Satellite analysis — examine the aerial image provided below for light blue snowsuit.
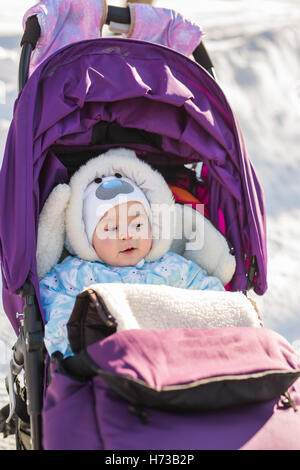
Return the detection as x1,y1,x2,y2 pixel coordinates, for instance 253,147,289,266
40,251,224,357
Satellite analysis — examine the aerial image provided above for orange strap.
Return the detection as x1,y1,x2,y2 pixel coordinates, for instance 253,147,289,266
168,184,209,217
168,184,201,204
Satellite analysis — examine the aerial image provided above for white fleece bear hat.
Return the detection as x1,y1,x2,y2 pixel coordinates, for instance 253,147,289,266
36,148,176,280
36,147,236,284
83,175,153,245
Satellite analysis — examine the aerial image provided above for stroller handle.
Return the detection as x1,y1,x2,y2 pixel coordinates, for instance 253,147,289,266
19,6,216,91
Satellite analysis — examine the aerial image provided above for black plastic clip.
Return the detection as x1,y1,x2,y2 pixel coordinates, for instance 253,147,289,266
246,255,258,291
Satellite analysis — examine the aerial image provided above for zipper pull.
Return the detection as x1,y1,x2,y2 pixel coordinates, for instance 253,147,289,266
280,392,298,412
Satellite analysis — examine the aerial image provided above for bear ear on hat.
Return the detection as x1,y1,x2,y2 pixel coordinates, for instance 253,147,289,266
170,204,236,286
36,184,71,280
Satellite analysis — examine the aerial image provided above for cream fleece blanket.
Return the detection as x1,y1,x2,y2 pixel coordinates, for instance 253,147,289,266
87,283,261,331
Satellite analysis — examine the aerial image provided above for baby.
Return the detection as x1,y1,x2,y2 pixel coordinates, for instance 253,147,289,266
40,152,225,358
92,201,152,267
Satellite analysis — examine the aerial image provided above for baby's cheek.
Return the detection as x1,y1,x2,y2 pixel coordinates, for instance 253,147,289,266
94,237,119,263
138,237,152,256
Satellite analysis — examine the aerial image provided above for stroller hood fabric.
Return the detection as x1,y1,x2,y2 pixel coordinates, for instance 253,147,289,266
0,38,267,332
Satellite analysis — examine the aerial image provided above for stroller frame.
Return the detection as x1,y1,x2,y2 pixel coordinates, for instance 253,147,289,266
2,5,258,450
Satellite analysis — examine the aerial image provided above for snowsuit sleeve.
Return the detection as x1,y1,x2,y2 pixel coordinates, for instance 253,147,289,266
158,252,225,291
40,257,83,357
185,265,225,291
40,256,121,357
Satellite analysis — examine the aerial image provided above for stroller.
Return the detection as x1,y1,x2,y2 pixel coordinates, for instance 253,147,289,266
0,1,300,450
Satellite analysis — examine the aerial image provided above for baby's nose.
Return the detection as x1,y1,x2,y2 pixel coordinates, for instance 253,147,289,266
119,226,133,240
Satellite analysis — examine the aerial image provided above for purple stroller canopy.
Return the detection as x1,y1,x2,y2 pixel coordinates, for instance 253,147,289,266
0,38,267,331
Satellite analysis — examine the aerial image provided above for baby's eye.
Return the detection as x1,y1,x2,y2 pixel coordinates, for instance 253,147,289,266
104,226,118,232
136,223,143,231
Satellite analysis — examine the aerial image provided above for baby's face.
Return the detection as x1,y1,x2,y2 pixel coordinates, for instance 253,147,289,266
92,201,152,266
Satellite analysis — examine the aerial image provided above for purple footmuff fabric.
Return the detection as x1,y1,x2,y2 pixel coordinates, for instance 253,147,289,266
43,327,300,450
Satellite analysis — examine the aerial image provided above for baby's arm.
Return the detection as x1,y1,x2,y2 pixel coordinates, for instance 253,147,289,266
166,252,225,291
186,266,225,291
40,258,82,357
163,252,225,291
41,289,77,357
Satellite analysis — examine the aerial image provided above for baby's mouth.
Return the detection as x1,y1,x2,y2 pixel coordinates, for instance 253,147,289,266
120,247,136,254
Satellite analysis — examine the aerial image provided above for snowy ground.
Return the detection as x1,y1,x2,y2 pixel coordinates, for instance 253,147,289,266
1,0,300,450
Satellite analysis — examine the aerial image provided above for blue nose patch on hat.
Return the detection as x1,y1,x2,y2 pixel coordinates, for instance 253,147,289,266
101,179,122,189
95,178,134,200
